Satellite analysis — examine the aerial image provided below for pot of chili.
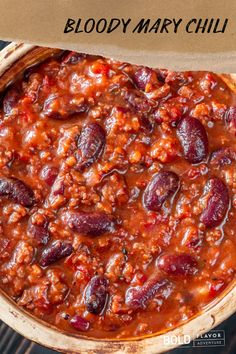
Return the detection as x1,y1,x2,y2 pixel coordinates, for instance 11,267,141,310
0,42,235,353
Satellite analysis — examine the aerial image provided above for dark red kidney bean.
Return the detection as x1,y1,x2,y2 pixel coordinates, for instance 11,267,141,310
43,95,88,120
200,177,229,228
0,177,35,207
125,277,169,310
210,147,236,167
3,88,20,115
27,214,50,245
177,116,208,164
133,67,157,90
158,253,198,276
143,171,179,212
85,275,108,314
39,241,73,267
76,123,106,171
70,315,90,331
62,51,86,64
40,165,58,186
63,211,115,236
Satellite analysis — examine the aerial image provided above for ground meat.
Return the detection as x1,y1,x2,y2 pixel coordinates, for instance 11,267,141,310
0,51,236,339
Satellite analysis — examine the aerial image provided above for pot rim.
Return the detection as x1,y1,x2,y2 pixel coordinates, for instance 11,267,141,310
0,42,235,354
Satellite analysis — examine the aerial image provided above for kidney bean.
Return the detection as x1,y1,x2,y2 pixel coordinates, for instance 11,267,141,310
125,276,169,310
76,123,106,170
210,147,236,167
39,240,73,267
200,177,229,228
27,214,50,245
158,253,198,276
177,116,208,163
84,275,108,314
40,165,58,186
143,171,179,212
70,315,90,331
133,67,157,91
3,88,20,115
63,211,115,236
0,177,35,207
43,95,88,120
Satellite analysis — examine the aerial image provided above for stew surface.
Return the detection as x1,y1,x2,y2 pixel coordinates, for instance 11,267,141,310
0,50,236,339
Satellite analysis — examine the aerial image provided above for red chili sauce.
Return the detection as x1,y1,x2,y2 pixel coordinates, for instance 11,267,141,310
0,51,236,338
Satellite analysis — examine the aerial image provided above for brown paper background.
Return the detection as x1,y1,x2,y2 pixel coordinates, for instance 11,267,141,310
0,0,236,71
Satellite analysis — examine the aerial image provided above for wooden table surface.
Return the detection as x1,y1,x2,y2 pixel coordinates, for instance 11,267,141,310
0,40,235,354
